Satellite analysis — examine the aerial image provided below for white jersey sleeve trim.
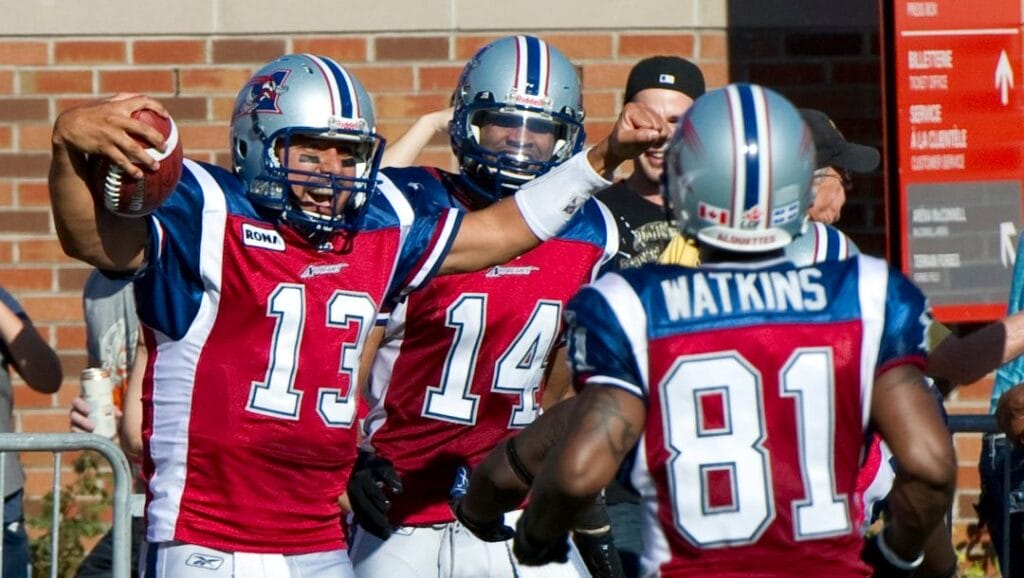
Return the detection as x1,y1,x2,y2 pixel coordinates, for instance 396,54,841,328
583,375,644,399
590,273,650,396
855,255,889,430
146,159,227,543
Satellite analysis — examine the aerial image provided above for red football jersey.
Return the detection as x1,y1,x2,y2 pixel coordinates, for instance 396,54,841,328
138,161,460,553
364,182,617,526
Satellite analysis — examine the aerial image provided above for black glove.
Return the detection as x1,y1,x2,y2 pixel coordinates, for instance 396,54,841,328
513,511,569,566
861,532,922,578
346,451,403,540
572,496,624,578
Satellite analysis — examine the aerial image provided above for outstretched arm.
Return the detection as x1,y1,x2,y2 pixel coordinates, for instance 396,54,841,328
49,94,169,271
928,312,1024,389
438,102,670,275
0,296,62,394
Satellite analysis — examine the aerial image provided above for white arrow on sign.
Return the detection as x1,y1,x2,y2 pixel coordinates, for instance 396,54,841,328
996,50,1014,106
1001,221,1017,268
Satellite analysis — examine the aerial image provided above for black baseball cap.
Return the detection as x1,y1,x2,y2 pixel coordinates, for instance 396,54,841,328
799,108,880,173
624,56,706,104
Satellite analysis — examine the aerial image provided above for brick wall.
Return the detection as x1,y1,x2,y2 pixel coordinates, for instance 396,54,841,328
0,30,727,511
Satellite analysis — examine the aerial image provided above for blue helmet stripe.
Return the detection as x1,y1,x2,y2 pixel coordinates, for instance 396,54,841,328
524,35,542,96
736,85,761,212
316,54,354,118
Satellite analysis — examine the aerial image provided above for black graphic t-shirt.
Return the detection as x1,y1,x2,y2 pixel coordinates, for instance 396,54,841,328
597,180,679,271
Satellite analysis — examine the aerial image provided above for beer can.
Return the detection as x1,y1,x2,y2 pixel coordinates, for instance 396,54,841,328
80,368,117,439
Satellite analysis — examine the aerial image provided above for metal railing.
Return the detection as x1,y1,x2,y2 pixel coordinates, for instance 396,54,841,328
0,433,132,578
947,414,1013,578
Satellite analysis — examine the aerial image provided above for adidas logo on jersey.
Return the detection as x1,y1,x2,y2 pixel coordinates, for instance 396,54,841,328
485,265,539,278
242,224,285,251
300,263,348,278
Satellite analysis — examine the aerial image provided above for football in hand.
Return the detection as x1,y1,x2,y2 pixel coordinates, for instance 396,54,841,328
91,109,183,217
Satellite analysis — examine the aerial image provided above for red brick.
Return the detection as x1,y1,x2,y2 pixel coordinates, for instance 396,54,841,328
179,125,229,151
580,63,633,90
100,70,176,95
212,38,287,64
134,40,207,65
701,61,730,90
583,91,619,119
375,93,451,120
12,384,55,410
292,38,367,63
0,241,12,263
700,32,728,61
162,97,208,122
0,208,50,232
0,99,49,123
20,411,75,434
211,97,236,122
20,296,82,323
17,125,52,153
0,126,11,150
955,434,982,463
19,240,76,265
0,153,48,179
0,267,52,291
0,42,48,66
455,36,502,60
56,325,87,352
0,71,14,95
418,65,462,92
956,464,980,489
376,37,449,61
180,68,252,94
57,268,92,292
957,375,995,402
54,41,127,65
0,181,11,206
620,34,696,59
56,352,87,381
348,66,414,93
22,70,93,95
542,34,612,60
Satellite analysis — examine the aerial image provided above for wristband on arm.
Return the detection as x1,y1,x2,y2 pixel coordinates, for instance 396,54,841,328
513,149,611,241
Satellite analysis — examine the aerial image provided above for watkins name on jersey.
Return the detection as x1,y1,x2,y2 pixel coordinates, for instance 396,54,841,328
660,266,827,321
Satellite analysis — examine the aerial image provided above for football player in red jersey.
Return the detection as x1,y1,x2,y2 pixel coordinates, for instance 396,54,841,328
48,53,667,578
490,84,955,578
346,36,620,578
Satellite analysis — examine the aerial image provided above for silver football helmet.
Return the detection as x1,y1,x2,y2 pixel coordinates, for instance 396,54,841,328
450,35,585,202
663,83,815,253
230,53,384,235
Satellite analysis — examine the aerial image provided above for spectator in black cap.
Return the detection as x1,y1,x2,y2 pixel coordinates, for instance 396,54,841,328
594,55,706,578
799,108,880,225
598,56,706,270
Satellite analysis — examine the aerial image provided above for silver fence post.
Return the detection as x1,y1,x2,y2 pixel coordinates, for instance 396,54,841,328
0,433,132,578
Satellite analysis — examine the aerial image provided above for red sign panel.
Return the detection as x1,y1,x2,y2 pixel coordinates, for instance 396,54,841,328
893,0,1024,322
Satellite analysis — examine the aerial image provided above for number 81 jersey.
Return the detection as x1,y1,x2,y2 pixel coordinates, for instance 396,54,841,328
566,255,931,578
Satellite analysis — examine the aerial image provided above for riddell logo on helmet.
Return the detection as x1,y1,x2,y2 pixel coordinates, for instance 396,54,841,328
328,117,366,133
509,92,550,109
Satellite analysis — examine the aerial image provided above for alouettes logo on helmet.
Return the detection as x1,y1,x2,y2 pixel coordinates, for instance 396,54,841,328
234,69,291,118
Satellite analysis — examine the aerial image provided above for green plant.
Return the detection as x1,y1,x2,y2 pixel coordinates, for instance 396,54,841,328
27,451,113,578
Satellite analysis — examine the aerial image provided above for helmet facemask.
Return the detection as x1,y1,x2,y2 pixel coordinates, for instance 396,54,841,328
247,120,384,238
455,95,583,201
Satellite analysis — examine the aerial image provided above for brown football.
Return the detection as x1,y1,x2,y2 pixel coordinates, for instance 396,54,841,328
92,109,183,217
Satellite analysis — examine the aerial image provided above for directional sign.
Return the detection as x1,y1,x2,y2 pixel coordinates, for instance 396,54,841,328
894,0,1024,322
